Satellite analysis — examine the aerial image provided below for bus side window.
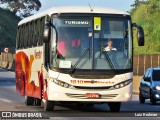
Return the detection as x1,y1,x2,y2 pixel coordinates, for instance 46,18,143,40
30,21,34,47
26,23,29,48
24,24,27,48
22,25,25,48
23,25,25,48
20,26,23,49
36,19,39,46
37,18,42,46
16,27,20,49
19,26,21,49
36,19,41,46
42,17,46,44
24,25,27,48
29,22,32,48
33,20,37,47
19,26,22,49
39,17,45,45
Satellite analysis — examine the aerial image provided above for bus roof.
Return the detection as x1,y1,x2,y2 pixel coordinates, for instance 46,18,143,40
18,6,130,26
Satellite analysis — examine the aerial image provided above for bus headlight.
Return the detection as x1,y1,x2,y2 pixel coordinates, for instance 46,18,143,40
112,79,132,89
49,78,72,88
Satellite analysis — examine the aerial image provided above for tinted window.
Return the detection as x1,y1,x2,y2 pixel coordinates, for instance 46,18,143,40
51,16,132,70
152,70,160,81
16,17,45,49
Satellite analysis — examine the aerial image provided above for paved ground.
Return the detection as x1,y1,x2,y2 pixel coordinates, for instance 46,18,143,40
0,68,159,120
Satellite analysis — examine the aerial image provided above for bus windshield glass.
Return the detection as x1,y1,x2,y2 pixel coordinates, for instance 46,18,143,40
51,16,132,70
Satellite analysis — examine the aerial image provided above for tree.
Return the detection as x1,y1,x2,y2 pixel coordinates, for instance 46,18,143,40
131,0,146,8
0,0,41,17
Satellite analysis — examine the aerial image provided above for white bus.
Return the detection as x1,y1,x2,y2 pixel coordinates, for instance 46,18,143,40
15,6,144,112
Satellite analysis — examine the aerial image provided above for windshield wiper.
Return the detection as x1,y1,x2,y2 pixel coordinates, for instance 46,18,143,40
69,48,90,74
101,48,116,73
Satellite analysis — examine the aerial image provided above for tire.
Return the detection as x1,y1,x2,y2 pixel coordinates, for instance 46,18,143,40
25,96,34,106
150,93,156,105
139,92,145,104
35,98,41,106
44,100,54,111
108,102,121,112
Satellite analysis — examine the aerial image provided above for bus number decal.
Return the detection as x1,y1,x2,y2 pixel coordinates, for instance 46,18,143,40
71,80,84,84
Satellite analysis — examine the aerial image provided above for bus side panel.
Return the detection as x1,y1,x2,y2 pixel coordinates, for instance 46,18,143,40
15,51,27,96
27,47,44,99
16,47,44,99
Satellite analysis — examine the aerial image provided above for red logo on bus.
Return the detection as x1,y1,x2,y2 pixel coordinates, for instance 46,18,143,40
35,50,42,59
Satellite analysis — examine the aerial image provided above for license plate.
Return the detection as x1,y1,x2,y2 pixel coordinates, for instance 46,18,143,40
86,93,100,98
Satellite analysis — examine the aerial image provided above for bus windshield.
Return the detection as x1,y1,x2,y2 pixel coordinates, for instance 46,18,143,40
50,16,132,70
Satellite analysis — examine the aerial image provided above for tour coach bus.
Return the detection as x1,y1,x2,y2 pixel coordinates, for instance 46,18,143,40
15,6,144,112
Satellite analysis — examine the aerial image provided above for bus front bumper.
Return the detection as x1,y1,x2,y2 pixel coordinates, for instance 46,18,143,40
47,81,132,102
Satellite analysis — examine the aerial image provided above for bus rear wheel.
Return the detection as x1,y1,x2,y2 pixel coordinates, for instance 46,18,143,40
44,100,54,111
35,98,41,106
25,96,34,106
108,102,121,112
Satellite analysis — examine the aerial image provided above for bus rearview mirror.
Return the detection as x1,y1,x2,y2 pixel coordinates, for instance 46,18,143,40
132,23,145,46
137,26,144,46
43,22,51,43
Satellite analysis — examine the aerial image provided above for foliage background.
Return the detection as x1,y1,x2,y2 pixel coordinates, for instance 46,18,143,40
131,0,160,54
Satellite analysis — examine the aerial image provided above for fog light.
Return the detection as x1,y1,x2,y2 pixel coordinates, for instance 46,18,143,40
125,93,131,98
155,94,160,98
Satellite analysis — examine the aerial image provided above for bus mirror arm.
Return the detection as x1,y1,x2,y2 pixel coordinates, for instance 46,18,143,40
43,22,51,43
50,23,58,43
132,23,145,46
47,63,50,70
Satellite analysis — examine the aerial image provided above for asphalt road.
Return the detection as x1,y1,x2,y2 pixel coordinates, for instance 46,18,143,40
0,68,159,120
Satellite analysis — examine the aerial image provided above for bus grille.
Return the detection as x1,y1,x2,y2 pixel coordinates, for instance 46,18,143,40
66,93,118,99
72,86,112,90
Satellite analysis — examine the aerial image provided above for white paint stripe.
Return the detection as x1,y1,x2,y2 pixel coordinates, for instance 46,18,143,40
0,98,12,103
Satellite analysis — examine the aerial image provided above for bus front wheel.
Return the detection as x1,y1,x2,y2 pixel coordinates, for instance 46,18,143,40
108,102,121,112
44,100,54,111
